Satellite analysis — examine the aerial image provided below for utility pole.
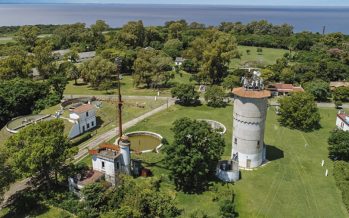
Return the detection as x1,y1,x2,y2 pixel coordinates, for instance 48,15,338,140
322,26,326,35
115,57,123,137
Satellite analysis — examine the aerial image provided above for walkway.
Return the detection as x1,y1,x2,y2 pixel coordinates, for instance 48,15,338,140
73,98,175,162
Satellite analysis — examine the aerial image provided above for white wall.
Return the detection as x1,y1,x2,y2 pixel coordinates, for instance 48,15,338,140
336,117,349,131
92,156,117,177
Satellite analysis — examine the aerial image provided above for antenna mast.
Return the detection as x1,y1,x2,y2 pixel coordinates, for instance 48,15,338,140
115,57,123,137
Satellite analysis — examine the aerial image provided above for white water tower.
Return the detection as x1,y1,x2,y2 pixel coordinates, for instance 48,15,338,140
232,71,270,169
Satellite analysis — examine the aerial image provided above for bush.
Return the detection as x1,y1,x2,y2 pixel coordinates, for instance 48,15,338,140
333,161,349,213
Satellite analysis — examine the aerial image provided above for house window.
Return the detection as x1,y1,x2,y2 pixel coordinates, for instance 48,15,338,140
91,121,94,127
102,161,105,169
86,112,89,117
82,126,85,132
341,122,345,129
116,162,120,170
87,123,90,129
234,138,237,144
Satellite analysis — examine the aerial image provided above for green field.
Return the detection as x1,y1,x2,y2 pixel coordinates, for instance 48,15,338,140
64,72,193,97
111,104,348,217
230,45,288,69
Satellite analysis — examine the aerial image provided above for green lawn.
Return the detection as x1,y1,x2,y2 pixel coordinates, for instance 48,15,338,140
230,45,288,69
64,72,193,97
108,104,348,217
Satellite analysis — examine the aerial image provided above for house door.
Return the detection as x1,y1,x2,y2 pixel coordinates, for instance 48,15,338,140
246,159,251,169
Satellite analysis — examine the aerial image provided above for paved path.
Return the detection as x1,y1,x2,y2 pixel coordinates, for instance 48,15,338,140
73,98,175,162
269,100,349,108
64,94,170,101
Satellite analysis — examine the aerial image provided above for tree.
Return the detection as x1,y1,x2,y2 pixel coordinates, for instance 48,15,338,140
106,176,180,218
223,74,240,92
186,29,239,84
58,61,80,85
261,68,275,84
99,48,136,75
171,83,199,105
48,74,68,98
165,118,225,192
5,119,76,188
80,56,115,88
80,183,108,218
33,39,56,79
328,130,349,161
100,80,114,94
64,48,79,63
277,92,320,131
205,85,226,107
303,80,330,102
280,68,295,84
133,48,173,88
0,50,32,80
0,79,50,127
117,20,145,48
181,59,199,74
162,39,183,59
15,25,39,51
333,87,349,102
0,152,14,200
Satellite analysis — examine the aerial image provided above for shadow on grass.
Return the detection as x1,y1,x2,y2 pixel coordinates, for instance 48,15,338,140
266,144,284,161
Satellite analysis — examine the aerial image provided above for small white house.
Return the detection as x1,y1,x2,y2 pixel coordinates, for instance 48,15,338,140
68,104,96,138
336,111,349,131
175,57,186,66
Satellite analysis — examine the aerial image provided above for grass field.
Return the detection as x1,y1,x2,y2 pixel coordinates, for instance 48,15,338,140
64,72,193,97
111,104,348,217
230,45,288,69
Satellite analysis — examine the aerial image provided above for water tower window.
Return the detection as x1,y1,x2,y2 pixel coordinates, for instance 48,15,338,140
234,138,237,144
86,112,89,117
257,141,260,148
102,161,105,169
116,162,120,169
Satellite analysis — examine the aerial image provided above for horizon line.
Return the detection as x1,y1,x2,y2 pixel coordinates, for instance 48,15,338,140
1,2,349,7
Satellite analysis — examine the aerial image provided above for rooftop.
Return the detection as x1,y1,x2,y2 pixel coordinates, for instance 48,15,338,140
268,83,304,92
233,87,271,99
71,104,95,114
330,81,349,88
337,113,349,126
89,143,121,159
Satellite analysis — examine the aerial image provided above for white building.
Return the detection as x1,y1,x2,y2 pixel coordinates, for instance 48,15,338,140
68,104,96,138
69,136,135,193
336,111,349,131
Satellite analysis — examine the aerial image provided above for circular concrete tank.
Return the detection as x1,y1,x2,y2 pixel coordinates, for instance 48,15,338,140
232,87,270,169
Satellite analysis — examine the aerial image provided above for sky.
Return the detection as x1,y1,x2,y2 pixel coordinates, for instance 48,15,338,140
1,0,349,6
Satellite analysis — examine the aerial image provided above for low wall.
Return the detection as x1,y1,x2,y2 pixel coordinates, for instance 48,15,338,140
118,131,164,154
6,114,52,134
197,119,227,135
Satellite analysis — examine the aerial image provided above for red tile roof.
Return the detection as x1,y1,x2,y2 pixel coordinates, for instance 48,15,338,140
71,104,95,114
268,84,304,93
233,87,271,99
337,113,349,126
